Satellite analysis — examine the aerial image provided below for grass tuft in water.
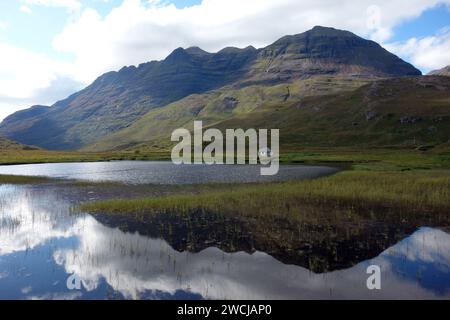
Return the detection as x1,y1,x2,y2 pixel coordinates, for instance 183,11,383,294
80,170,450,218
0,174,55,184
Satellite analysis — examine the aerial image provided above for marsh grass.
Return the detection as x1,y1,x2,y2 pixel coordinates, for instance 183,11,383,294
0,174,55,184
2,145,449,168
80,170,450,219
0,149,171,165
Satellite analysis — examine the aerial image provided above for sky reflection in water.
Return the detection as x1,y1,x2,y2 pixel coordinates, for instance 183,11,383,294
0,161,339,184
0,184,449,300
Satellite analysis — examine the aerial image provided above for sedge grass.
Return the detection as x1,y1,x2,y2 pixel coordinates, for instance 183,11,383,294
80,169,450,218
0,174,55,184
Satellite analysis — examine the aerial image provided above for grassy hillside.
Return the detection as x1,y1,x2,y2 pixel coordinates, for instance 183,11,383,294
87,75,450,152
0,26,421,151
0,136,169,165
215,76,450,149
86,76,374,151
0,137,38,150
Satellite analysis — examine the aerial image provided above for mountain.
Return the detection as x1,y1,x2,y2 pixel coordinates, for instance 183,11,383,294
428,65,450,77
246,26,420,84
0,46,258,150
0,136,38,151
88,76,450,151
0,26,421,150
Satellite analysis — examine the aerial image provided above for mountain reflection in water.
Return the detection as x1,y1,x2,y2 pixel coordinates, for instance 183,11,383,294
0,184,449,300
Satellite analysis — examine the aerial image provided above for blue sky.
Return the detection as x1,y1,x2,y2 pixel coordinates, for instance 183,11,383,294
0,0,449,121
0,1,202,54
0,1,200,59
394,4,450,41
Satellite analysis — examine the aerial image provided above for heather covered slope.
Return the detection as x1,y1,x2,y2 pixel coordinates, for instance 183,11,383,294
0,26,421,150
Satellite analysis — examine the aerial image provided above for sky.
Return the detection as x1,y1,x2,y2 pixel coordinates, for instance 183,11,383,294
0,0,449,121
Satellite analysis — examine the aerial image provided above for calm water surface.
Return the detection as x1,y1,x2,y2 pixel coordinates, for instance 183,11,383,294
0,183,449,300
0,182,450,299
0,161,339,184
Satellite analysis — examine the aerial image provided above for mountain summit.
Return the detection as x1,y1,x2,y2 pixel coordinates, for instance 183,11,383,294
250,26,420,81
0,26,422,150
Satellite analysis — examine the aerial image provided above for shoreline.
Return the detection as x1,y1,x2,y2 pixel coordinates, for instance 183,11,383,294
0,161,342,186
1,146,449,169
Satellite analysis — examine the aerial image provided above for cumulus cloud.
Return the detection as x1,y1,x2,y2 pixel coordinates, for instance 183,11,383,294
0,42,82,121
52,0,450,84
1,0,450,121
0,44,66,99
23,0,81,10
385,27,450,73
19,5,33,14
1,184,449,299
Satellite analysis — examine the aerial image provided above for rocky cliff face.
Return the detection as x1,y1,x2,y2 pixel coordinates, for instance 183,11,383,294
244,26,420,84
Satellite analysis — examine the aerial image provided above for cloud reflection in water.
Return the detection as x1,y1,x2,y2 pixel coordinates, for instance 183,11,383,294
0,185,449,300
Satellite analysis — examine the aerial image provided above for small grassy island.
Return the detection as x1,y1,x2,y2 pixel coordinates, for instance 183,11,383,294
77,148,450,220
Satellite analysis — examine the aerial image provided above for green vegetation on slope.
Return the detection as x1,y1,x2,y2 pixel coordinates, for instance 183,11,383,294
202,76,450,150
1,26,422,151
280,148,450,171
0,137,39,150
87,76,450,153
0,148,170,166
87,76,374,151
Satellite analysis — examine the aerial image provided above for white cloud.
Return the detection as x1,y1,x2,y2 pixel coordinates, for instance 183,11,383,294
53,224,450,299
23,0,81,10
0,42,82,121
52,0,450,85
1,184,450,299
0,46,54,98
1,0,450,121
20,5,33,14
385,28,450,72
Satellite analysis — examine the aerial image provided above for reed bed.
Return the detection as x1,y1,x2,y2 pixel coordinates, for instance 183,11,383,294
80,170,450,218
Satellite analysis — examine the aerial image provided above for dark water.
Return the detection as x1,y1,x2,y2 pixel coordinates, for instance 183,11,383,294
0,161,339,184
0,184,449,300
